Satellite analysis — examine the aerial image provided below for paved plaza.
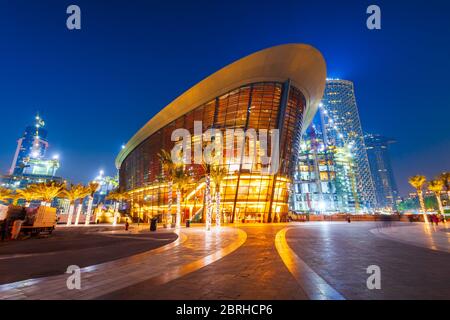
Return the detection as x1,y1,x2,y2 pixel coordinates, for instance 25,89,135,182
286,222,450,299
0,222,449,300
0,225,178,285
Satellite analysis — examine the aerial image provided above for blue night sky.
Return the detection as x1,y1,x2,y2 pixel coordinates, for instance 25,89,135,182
0,0,449,196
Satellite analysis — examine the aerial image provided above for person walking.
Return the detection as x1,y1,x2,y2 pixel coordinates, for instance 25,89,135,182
125,219,129,231
433,214,439,226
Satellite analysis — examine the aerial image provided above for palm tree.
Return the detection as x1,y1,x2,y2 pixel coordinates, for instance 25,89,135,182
27,182,65,207
0,187,13,204
84,182,99,226
116,191,129,225
173,167,191,228
210,165,227,227
428,179,444,215
61,184,87,226
11,193,21,206
73,185,92,226
439,172,450,200
408,175,427,221
158,149,176,228
106,190,119,224
11,190,25,206
106,190,128,226
105,175,119,189
14,187,39,207
202,161,213,231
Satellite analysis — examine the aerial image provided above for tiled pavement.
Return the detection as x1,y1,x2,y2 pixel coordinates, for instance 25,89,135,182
101,224,310,300
1,222,448,300
275,227,344,300
0,227,246,300
370,223,450,253
286,222,450,300
0,226,177,284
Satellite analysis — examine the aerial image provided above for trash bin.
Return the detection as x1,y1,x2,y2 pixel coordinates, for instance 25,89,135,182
185,219,191,228
150,218,158,232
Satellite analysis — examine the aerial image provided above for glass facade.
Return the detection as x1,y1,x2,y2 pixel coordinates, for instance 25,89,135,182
365,134,400,210
320,79,377,211
291,115,358,214
10,115,49,176
119,81,306,223
1,115,62,190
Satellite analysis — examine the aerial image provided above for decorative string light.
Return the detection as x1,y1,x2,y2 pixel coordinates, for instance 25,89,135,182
205,175,212,231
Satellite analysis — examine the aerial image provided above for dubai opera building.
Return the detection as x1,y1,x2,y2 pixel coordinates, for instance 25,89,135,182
116,44,326,224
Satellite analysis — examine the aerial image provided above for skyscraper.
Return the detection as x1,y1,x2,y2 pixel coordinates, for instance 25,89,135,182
365,133,400,210
10,114,50,176
319,79,376,211
2,114,61,189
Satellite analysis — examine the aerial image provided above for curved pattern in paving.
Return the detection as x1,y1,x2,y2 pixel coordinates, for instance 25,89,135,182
101,225,312,300
3,222,445,300
0,228,178,285
275,227,345,300
285,222,450,300
0,227,246,300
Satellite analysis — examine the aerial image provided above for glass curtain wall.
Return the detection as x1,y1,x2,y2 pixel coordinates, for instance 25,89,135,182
120,82,305,223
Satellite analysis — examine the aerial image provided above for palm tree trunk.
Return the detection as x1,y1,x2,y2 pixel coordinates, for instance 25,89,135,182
417,190,428,223
435,192,444,214
205,175,212,231
113,202,119,226
215,190,221,227
183,194,188,222
167,181,173,227
74,201,83,225
176,189,181,228
66,204,75,226
85,196,94,226
417,190,426,212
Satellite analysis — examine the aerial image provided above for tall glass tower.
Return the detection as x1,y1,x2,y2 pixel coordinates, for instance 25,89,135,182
8,114,59,179
10,115,49,175
365,134,399,210
320,79,377,211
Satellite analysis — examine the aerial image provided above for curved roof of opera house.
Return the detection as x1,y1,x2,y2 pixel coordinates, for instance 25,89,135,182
116,43,327,169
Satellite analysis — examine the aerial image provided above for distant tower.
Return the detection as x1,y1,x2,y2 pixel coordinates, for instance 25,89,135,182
365,134,400,210
9,114,49,176
321,79,377,211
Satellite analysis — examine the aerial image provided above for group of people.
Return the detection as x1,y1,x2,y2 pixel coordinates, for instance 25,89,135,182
429,214,444,226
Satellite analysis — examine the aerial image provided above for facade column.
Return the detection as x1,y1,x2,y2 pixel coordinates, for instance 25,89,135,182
267,80,291,223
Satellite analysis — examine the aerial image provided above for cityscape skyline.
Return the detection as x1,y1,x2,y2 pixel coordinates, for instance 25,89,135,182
0,0,449,196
